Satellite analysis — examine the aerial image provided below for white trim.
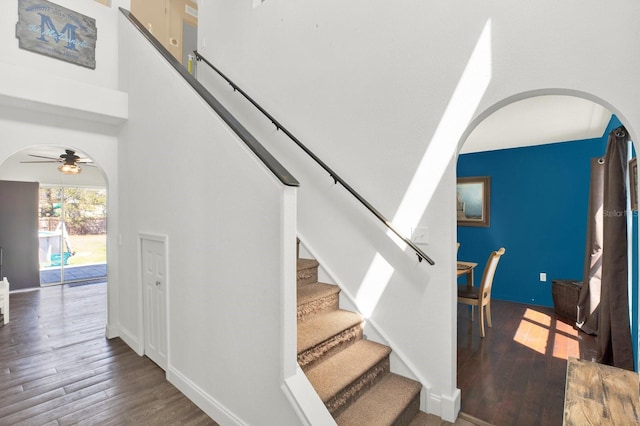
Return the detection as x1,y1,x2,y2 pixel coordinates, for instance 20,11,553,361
105,323,119,339
281,187,298,378
281,367,336,426
168,366,246,426
280,187,335,424
439,388,461,423
118,324,144,355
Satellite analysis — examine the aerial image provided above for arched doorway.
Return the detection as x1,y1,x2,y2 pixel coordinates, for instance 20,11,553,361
0,146,108,289
455,94,639,423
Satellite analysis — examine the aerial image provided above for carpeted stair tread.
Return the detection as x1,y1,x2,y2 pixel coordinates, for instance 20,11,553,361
297,258,320,286
297,282,340,323
297,258,319,270
297,282,340,307
297,282,341,323
335,373,422,426
298,309,363,354
305,339,391,408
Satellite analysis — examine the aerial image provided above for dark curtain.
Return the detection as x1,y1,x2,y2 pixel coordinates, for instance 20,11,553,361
577,126,634,370
577,158,604,334
598,126,634,370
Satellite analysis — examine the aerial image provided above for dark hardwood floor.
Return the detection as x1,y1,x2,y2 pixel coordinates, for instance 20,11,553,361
457,299,598,426
0,281,598,426
0,282,218,425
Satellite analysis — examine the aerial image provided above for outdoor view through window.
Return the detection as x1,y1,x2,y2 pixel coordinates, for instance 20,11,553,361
38,186,107,286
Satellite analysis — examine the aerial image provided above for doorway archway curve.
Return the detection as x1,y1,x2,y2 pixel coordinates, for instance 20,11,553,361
456,89,636,156
0,144,109,287
454,88,639,375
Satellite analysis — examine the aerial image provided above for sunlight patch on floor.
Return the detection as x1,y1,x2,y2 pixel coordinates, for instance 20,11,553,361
514,308,579,359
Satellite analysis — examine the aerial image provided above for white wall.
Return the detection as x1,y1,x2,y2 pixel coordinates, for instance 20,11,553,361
117,15,303,425
197,0,640,419
0,0,121,341
0,0,119,89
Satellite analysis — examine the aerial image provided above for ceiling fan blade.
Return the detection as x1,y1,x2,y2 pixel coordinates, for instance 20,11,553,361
20,160,60,163
28,154,60,161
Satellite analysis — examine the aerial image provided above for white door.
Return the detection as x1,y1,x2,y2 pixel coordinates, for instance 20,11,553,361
141,237,168,370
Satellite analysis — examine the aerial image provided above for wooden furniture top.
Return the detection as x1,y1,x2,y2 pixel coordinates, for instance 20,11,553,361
564,357,639,425
456,261,477,277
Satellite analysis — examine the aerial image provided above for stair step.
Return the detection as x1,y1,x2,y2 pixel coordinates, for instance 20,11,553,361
297,309,363,369
297,282,340,322
305,340,392,416
297,258,319,286
408,411,441,426
335,373,422,426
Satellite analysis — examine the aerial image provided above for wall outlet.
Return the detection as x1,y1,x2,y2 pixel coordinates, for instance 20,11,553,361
539,272,547,282
412,227,429,245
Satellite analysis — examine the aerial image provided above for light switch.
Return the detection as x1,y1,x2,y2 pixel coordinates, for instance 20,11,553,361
412,227,429,245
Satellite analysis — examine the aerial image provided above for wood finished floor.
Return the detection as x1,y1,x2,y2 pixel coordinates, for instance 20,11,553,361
0,282,218,426
0,282,598,426
457,299,598,426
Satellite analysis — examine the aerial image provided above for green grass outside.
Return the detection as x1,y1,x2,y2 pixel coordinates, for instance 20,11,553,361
67,234,107,265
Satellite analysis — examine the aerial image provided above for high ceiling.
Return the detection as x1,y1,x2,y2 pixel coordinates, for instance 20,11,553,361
461,95,612,154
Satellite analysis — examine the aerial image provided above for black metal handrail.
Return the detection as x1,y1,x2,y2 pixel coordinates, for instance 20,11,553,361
194,52,434,265
119,8,298,187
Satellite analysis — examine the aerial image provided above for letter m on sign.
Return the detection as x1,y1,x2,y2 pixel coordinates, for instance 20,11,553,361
36,13,78,50
16,0,97,69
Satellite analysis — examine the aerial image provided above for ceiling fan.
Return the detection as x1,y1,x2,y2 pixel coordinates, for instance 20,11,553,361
21,149,94,175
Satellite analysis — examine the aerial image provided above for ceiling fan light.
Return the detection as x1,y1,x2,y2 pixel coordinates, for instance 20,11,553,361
58,163,82,175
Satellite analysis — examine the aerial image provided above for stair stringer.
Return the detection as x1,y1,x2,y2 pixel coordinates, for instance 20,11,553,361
282,367,338,426
296,235,461,422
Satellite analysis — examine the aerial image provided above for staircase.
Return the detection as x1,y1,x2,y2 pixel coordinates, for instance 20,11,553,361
297,258,431,425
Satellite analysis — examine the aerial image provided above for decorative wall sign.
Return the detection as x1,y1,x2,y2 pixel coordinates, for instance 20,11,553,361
16,0,97,69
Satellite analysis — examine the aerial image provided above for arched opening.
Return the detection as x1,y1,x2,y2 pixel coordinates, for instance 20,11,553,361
455,93,638,423
0,146,108,289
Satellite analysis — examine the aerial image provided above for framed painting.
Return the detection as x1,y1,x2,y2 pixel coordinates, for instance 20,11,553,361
456,176,490,227
630,157,638,211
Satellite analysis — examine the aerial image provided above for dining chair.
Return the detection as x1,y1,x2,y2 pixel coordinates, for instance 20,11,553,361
457,247,505,337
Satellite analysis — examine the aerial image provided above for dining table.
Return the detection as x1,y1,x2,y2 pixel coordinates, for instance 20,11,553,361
457,261,477,288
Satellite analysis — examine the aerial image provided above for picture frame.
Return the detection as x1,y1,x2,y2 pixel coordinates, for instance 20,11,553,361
630,157,638,211
456,176,490,227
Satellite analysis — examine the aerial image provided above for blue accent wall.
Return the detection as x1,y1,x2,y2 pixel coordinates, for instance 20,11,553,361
457,116,620,307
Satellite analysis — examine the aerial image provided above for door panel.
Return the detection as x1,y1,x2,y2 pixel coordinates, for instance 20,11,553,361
142,237,167,370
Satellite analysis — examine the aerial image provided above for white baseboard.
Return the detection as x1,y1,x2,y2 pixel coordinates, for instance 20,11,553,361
427,388,460,423
105,323,119,339
118,326,143,355
167,366,245,426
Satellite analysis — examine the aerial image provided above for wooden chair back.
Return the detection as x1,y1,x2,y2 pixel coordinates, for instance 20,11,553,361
458,247,505,337
478,247,505,303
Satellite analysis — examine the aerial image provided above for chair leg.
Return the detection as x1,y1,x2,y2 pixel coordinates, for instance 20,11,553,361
486,301,492,329
479,304,485,337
